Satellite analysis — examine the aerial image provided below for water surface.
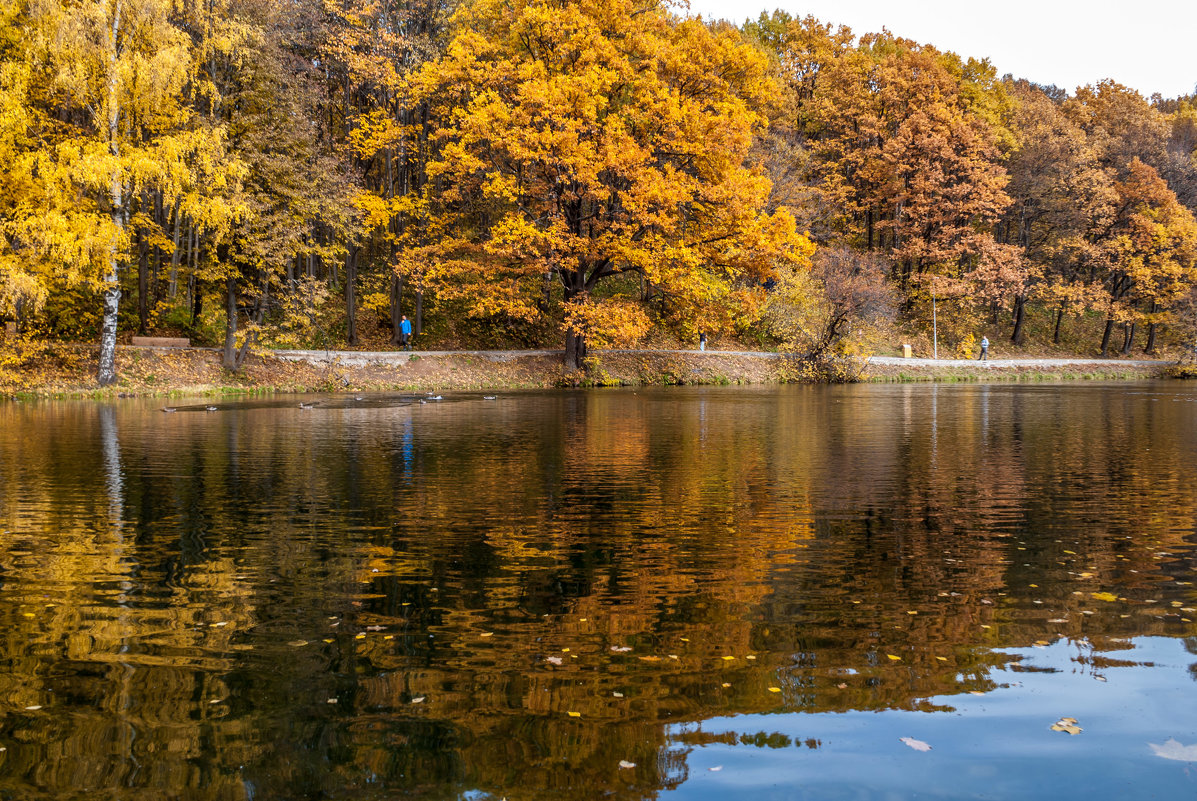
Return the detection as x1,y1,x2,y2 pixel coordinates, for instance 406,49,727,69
1,384,1195,800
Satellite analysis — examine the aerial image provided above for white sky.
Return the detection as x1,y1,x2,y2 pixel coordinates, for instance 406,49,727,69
684,0,1197,99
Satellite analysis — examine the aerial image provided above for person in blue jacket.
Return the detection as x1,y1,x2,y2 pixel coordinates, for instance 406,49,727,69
400,315,413,351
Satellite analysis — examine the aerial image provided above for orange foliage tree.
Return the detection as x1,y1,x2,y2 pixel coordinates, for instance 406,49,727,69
416,0,808,367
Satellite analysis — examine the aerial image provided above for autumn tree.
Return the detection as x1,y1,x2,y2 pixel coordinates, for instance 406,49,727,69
417,0,807,368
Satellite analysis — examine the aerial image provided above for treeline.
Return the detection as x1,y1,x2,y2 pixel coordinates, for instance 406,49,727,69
1,0,1195,383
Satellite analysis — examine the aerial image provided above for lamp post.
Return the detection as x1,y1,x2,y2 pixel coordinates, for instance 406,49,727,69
932,289,938,360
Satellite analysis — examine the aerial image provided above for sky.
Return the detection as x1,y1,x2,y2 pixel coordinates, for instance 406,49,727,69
685,0,1197,99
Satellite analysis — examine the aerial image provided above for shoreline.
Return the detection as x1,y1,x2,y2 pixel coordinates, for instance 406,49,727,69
0,343,1177,399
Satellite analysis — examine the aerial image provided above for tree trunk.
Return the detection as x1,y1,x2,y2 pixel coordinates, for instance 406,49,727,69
1099,318,1115,357
1121,322,1135,356
563,283,586,369
1010,294,1026,345
1145,322,1158,354
389,273,404,345
168,203,182,298
345,246,359,346
98,5,124,388
1053,305,1064,344
222,275,238,370
137,226,149,334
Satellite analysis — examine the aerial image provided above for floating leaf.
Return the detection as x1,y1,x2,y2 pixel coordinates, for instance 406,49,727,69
836,683,848,689
1149,739,1197,761
546,656,563,666
1091,592,1118,602
480,632,493,637
1051,717,1082,735
721,683,731,688
935,656,948,662
721,656,735,661
619,760,636,769
899,737,932,752
287,640,308,648
568,711,581,718
768,687,782,693
886,654,902,661
612,692,624,698
355,633,366,640
611,646,632,653
411,696,425,704
326,698,338,704
24,705,41,711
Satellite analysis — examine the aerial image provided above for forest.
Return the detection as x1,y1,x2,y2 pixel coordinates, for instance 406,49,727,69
2,0,1196,384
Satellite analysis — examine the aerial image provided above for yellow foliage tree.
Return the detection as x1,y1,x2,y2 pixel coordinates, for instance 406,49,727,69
5,0,237,384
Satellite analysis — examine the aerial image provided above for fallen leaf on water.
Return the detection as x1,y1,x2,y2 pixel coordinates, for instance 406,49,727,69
326,698,338,704
355,633,366,640
568,711,581,718
886,654,902,661
721,656,735,661
209,699,223,705
899,737,932,752
561,648,570,653
480,632,493,638
680,638,690,642
768,687,782,693
366,625,385,631
668,654,679,660
837,683,848,689
613,692,624,698
287,640,308,648
935,656,948,662
24,705,41,711
611,646,631,653
322,638,334,643
1048,619,1068,624
1051,717,1082,735
1091,592,1118,602
638,655,660,662
721,683,731,688
745,654,756,660
579,618,587,622
211,621,228,627
619,760,636,769
411,697,425,704
546,656,563,666
1149,739,1197,762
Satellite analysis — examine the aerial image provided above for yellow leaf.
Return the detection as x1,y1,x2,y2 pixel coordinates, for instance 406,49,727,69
1091,592,1118,602
887,654,902,661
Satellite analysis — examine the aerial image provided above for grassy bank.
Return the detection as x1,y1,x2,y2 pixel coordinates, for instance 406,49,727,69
0,340,1177,399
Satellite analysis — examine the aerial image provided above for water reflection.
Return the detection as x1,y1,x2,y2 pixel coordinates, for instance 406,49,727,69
0,384,1195,799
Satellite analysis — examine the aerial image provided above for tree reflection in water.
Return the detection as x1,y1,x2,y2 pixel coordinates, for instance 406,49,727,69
0,384,1195,799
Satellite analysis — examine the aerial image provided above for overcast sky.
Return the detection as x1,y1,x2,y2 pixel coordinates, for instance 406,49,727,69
685,0,1197,99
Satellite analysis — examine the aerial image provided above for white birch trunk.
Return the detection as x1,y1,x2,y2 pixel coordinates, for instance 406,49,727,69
97,0,124,386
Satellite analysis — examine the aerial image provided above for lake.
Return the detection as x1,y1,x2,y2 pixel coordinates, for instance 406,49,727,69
1,383,1195,800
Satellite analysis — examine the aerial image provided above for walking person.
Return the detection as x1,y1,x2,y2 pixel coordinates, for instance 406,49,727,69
400,315,413,351
699,331,707,352
978,335,989,361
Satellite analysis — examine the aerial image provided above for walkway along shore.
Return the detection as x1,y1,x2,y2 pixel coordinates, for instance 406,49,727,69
0,344,1177,397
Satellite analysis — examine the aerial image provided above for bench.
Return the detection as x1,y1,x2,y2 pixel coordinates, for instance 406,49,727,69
132,336,190,348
